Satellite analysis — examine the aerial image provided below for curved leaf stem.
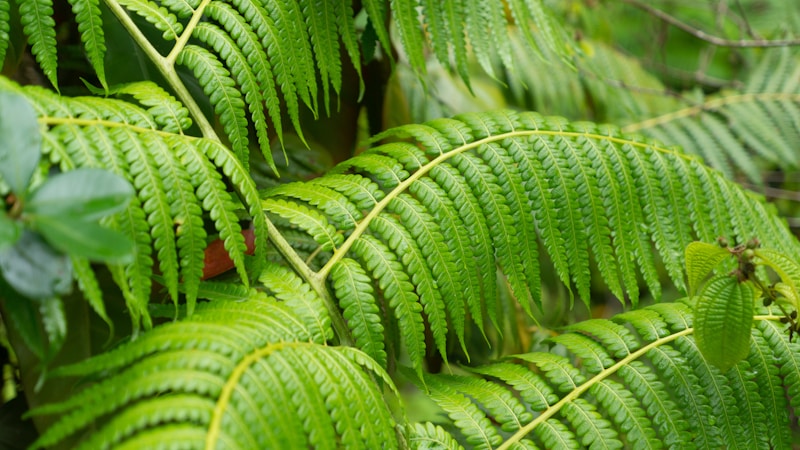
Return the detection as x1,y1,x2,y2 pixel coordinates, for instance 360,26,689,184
318,129,699,279
622,0,800,48
265,219,352,346
103,0,217,139
623,93,800,132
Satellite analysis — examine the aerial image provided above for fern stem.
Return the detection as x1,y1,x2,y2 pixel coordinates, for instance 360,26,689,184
497,315,781,448
623,93,800,132
165,0,210,65
265,219,353,346
103,0,218,139
206,341,307,449
319,129,698,279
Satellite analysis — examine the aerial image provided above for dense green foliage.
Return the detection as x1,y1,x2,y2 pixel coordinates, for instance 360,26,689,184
1,1,800,448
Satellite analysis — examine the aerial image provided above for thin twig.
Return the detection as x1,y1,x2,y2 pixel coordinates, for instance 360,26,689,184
622,0,800,47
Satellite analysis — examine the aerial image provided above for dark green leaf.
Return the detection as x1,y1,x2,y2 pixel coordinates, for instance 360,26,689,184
693,275,755,372
27,168,134,221
0,230,72,299
0,91,41,194
33,216,134,263
0,277,46,360
0,212,21,251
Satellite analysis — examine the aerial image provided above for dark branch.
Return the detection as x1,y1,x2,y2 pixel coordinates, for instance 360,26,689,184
622,0,800,48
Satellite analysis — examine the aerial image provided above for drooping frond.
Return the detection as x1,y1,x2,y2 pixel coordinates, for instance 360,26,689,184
0,0,9,66
5,0,575,169
390,0,573,87
0,78,268,330
623,48,800,182
260,109,799,374
412,302,800,449
27,296,400,449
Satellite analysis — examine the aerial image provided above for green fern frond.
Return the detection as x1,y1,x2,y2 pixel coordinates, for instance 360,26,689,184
29,298,397,449
407,422,465,450
331,258,387,367
257,110,800,373
68,0,107,90
177,45,250,166
624,49,800,182
0,78,267,328
415,303,799,449
116,0,183,41
17,0,58,89
0,0,9,65
110,82,192,133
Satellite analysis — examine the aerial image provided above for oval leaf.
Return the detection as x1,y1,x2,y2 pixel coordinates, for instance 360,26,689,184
693,274,754,372
685,241,730,296
0,230,72,299
27,168,134,221
0,91,41,194
33,216,134,263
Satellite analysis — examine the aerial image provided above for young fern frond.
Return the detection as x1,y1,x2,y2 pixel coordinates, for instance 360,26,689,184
261,110,798,373
0,78,267,330
412,303,799,449
28,297,399,450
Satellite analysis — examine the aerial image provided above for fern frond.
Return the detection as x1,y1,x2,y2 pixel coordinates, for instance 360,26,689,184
115,0,183,41
18,0,58,89
68,0,107,90
177,45,250,167
111,81,192,133
0,0,9,65
624,49,800,182
259,109,799,372
407,422,465,450
259,262,332,342
352,234,426,376
417,303,799,449
30,298,398,449
331,258,387,368
0,78,266,328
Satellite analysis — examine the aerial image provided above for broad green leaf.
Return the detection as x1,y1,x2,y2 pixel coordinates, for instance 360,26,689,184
26,168,134,221
685,241,731,296
0,91,41,195
0,213,21,250
693,275,755,372
33,216,134,263
0,230,72,299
